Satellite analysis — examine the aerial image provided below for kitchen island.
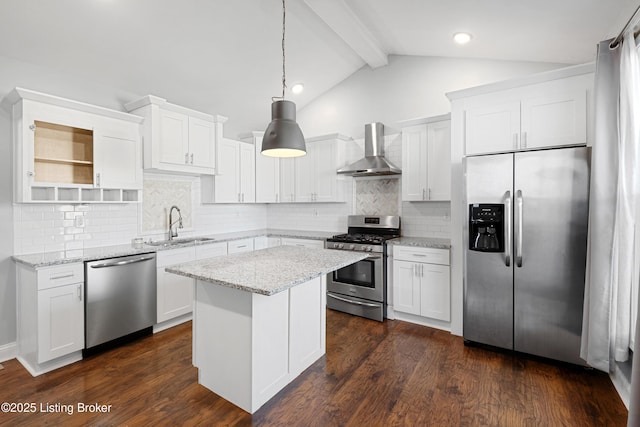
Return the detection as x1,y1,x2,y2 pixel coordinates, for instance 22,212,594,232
166,245,367,413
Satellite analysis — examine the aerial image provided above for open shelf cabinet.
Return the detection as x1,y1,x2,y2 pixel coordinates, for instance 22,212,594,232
2,87,144,203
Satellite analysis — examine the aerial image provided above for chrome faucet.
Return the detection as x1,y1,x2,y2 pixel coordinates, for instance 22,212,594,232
168,205,183,241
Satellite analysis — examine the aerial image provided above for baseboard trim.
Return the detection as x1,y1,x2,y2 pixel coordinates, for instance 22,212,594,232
392,310,452,333
153,313,192,333
0,342,17,363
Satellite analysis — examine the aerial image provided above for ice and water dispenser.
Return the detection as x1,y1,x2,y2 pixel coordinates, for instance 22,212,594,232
468,204,504,252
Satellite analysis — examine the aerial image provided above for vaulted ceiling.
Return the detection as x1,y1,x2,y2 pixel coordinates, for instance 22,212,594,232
0,0,636,136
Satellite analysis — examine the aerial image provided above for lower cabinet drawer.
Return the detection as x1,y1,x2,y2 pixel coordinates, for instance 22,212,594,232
393,246,449,265
228,238,254,254
37,263,84,290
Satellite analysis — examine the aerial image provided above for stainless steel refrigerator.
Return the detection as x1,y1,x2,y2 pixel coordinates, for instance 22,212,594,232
463,146,590,365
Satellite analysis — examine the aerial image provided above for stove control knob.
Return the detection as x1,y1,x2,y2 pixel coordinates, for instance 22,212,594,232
349,244,355,250
338,243,344,249
333,243,339,249
366,246,373,252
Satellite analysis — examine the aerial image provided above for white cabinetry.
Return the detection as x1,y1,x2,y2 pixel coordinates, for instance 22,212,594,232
156,242,228,328
280,159,296,203
250,132,280,203
401,115,451,201
228,238,255,254
36,283,84,363
16,262,85,376
125,95,227,175
194,275,326,413
295,137,342,202
94,117,143,192
202,138,255,203
196,242,228,260
392,246,450,326
254,236,269,250
245,132,353,204
267,237,282,247
156,246,196,324
281,238,325,249
3,87,143,203
462,73,592,155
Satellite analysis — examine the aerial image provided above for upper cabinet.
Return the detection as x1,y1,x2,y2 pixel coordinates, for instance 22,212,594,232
2,88,144,203
125,95,227,175
452,66,593,156
401,115,451,202
296,137,338,202
294,134,352,203
250,132,354,204
249,132,281,203
202,138,255,203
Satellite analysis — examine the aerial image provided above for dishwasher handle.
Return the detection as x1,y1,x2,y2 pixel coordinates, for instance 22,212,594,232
89,255,155,269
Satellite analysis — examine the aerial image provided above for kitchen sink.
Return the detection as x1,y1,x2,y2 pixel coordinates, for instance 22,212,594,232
146,237,216,247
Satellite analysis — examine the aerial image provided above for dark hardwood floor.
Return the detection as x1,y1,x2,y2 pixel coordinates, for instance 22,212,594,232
0,310,628,426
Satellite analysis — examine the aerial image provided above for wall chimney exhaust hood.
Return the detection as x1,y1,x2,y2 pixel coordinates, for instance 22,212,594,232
337,122,401,176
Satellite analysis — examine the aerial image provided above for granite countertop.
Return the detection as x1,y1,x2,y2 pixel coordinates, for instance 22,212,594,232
166,245,367,296
12,229,339,268
387,237,451,249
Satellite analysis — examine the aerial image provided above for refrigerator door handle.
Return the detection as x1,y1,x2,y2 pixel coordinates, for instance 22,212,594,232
505,191,512,267
516,190,523,267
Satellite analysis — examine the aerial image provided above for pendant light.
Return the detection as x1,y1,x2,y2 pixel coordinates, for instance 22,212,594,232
261,0,306,158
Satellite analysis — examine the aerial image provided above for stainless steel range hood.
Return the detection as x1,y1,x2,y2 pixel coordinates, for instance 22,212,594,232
337,122,401,176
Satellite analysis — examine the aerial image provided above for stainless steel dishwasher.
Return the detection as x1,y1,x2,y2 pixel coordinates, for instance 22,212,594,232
84,253,157,353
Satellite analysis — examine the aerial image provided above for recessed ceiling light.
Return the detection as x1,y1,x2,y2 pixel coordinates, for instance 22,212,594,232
291,83,304,94
453,32,472,45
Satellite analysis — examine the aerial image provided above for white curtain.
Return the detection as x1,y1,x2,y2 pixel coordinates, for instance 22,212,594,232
581,32,640,372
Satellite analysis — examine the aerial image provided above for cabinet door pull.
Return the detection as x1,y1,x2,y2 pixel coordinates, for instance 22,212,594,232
27,171,35,177
428,188,431,200
422,189,426,200
190,153,194,164
185,153,189,164
421,264,424,277
96,173,101,187
241,193,244,202
522,132,527,149
51,273,75,280
77,284,82,301
29,124,36,131
513,133,518,149
413,254,427,257
238,193,241,202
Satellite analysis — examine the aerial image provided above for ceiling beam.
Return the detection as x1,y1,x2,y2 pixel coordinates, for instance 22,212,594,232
303,0,388,69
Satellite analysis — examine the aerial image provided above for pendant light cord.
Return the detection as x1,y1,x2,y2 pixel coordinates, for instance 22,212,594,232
281,0,286,99
273,0,287,102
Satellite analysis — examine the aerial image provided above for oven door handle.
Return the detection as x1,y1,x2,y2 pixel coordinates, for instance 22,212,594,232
327,292,380,308
365,255,382,260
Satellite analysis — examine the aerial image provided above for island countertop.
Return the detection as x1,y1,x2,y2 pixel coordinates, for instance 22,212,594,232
166,245,367,296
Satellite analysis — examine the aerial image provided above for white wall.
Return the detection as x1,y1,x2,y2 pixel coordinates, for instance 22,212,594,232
296,55,564,139
0,107,15,349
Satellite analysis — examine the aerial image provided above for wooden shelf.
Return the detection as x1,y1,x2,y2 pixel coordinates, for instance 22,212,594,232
34,157,94,166
33,121,94,185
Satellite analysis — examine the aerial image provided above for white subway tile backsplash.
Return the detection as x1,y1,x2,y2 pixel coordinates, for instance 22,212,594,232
400,201,451,239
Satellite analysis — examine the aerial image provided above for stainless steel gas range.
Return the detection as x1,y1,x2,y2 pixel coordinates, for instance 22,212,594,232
325,215,400,321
